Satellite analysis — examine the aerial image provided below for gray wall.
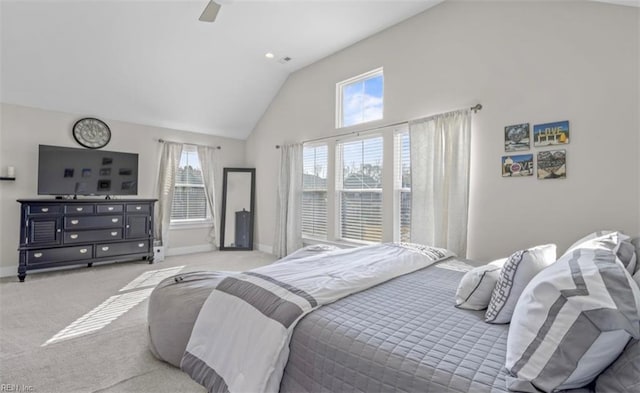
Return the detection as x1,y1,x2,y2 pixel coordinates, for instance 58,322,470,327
0,103,246,276
245,1,640,260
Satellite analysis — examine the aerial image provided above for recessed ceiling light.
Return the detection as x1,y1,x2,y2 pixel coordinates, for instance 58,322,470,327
265,52,275,59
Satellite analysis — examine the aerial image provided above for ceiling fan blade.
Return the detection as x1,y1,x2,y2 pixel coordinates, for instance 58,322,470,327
199,0,221,22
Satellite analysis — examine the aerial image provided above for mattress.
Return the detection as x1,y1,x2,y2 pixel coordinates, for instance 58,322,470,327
280,260,511,393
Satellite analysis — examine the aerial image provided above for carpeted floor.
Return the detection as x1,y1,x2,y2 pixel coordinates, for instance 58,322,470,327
0,251,277,393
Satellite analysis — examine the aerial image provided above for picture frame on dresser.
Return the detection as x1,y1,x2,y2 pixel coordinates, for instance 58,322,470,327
16,199,157,282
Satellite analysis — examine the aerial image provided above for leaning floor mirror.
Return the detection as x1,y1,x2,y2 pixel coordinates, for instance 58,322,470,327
220,168,255,251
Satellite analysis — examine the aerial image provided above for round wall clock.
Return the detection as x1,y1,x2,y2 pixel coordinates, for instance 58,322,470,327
73,118,111,149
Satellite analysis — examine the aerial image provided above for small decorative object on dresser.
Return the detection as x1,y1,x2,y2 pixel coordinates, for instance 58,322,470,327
16,199,156,282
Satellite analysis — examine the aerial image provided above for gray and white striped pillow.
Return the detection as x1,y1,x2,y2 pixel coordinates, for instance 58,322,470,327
564,231,637,274
455,258,506,310
485,244,556,324
506,245,640,392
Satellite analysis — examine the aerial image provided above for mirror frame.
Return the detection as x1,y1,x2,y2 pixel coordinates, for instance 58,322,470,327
219,167,256,251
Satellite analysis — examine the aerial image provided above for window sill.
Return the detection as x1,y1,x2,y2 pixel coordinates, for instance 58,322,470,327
170,220,214,230
302,237,365,249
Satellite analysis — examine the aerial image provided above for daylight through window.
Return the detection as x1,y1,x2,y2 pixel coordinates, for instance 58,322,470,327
395,131,411,243
337,68,384,128
302,145,328,239
171,146,208,222
336,136,383,243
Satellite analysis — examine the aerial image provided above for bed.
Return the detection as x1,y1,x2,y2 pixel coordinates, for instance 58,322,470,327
148,240,639,393
279,259,512,393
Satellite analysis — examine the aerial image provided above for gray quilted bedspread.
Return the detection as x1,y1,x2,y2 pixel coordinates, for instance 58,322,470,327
280,260,510,393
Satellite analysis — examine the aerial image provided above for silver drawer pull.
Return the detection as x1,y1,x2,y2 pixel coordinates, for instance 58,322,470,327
34,252,43,258
135,206,142,210
41,208,49,213
110,231,118,236
102,246,110,251
76,207,84,212
79,248,88,254
71,219,79,225
138,243,145,248
111,218,119,223
107,207,114,211
70,234,79,239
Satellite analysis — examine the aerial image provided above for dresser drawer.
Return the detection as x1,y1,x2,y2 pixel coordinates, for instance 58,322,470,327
64,228,123,244
26,246,92,266
96,241,150,258
64,204,95,215
96,204,124,214
64,215,123,229
126,203,150,214
27,204,62,215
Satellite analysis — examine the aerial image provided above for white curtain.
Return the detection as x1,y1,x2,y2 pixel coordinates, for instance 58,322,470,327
274,144,303,258
197,145,219,248
155,142,183,247
409,109,471,256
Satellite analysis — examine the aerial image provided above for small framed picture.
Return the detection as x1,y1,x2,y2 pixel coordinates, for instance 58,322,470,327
533,121,569,147
119,168,132,176
537,149,566,179
99,168,111,176
64,168,74,178
504,123,530,152
102,157,113,165
82,168,92,178
502,154,533,177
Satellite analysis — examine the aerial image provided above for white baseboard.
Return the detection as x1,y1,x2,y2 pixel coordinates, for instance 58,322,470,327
0,266,18,278
256,243,273,255
165,244,216,257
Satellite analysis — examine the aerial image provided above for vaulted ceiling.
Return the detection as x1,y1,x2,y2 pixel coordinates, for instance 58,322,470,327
2,1,636,140
0,0,443,139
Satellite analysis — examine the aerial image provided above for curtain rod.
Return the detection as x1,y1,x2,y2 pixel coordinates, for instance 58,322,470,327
158,138,221,149
275,103,482,148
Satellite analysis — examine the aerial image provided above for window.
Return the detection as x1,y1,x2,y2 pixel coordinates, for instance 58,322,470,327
302,144,328,239
336,68,383,128
336,136,383,243
171,146,208,222
395,131,411,242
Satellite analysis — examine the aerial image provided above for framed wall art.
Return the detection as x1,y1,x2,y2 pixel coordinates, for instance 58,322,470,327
533,120,569,147
504,123,530,152
537,149,566,179
502,154,534,177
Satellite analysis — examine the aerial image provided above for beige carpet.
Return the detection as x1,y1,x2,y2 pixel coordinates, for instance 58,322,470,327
0,251,276,393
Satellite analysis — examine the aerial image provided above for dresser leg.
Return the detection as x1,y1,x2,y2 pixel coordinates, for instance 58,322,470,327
18,273,26,282
148,256,155,265
87,263,93,268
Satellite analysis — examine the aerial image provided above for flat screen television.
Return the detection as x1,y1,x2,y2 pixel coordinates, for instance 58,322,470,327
38,145,139,196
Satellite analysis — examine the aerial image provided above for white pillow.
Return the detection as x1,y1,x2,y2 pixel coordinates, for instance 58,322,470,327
485,244,556,324
564,231,636,274
506,244,640,392
564,230,615,254
455,258,506,310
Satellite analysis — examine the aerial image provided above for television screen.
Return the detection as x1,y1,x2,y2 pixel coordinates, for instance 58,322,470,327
38,145,139,196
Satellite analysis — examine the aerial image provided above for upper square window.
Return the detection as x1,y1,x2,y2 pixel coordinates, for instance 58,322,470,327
336,67,384,128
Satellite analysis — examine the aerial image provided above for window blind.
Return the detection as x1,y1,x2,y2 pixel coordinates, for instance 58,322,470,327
395,131,411,243
171,147,208,221
302,145,328,238
337,136,383,243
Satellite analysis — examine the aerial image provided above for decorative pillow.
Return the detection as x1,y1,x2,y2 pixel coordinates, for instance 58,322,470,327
455,258,506,310
564,230,614,253
485,244,556,324
564,231,636,274
505,245,640,392
595,339,640,393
